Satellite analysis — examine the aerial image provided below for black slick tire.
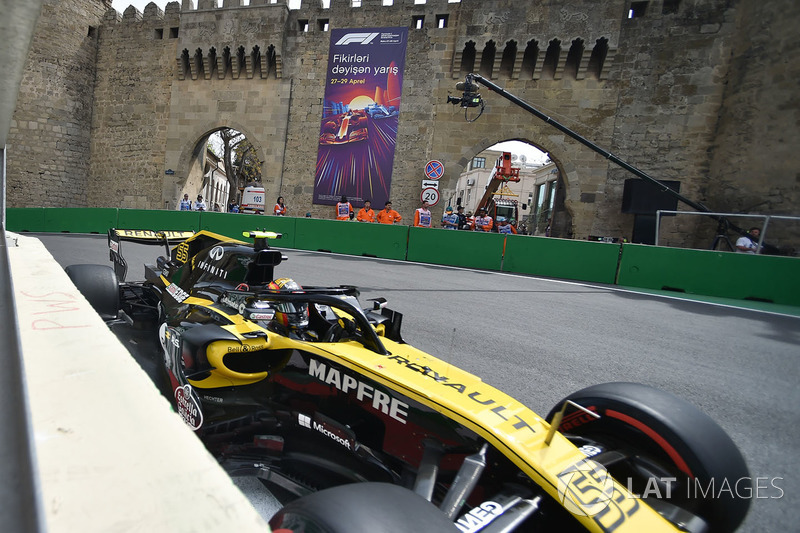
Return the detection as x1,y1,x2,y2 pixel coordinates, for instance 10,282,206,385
65,264,120,321
269,482,458,533
547,382,750,533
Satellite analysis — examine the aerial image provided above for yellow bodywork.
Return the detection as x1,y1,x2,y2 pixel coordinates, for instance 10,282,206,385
179,294,679,532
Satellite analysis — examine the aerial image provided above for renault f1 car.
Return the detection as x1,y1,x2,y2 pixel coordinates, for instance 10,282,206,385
66,229,751,533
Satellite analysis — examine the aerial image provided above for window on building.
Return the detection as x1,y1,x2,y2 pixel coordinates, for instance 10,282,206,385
169,27,179,38
318,19,329,32
499,40,517,78
299,20,309,32
519,39,539,80
547,180,558,212
628,1,648,18
587,37,609,79
564,38,584,79
541,39,561,80
472,157,486,169
662,0,680,14
436,14,448,28
154,28,163,40
413,16,424,29
479,40,496,78
459,41,476,76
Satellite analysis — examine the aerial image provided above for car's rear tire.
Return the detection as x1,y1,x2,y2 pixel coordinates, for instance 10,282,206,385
547,382,750,533
269,482,458,533
65,264,120,320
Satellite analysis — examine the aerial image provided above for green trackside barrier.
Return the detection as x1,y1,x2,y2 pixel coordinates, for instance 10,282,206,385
293,218,409,260
502,235,621,284
407,227,506,270
116,209,201,232
6,208,47,232
617,244,800,306
42,207,119,234
198,212,298,249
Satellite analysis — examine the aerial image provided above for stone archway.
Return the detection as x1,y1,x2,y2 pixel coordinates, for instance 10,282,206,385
438,136,578,237
165,121,267,210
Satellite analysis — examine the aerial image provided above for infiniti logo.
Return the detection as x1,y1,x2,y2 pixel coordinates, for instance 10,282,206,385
209,246,224,261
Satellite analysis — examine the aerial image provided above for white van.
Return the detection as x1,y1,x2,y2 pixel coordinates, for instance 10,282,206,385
240,186,265,214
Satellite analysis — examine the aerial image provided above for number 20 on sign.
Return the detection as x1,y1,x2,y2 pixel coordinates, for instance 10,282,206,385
421,187,440,206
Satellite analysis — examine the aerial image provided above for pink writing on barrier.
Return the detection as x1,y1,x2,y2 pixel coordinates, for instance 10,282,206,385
20,291,92,330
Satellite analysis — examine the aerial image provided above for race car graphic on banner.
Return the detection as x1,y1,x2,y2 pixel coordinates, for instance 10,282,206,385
313,27,408,209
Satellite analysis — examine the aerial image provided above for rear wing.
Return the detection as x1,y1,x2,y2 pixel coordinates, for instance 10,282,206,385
108,229,194,282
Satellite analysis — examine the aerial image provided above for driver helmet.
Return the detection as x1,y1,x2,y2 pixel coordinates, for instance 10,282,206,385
267,277,309,330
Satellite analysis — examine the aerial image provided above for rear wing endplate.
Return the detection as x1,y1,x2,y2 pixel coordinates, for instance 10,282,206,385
108,229,194,282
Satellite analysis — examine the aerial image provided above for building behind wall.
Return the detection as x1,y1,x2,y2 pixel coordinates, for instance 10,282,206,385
6,0,800,250
448,150,563,236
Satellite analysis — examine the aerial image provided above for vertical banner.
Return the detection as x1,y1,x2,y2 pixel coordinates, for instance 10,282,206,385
313,27,409,208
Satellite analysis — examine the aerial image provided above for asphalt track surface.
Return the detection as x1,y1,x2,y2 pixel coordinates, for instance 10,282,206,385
36,233,799,532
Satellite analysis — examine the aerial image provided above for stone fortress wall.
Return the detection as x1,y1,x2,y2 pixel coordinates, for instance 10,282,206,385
7,0,799,246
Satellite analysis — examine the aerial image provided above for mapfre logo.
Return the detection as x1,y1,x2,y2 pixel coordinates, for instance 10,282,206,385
335,32,379,45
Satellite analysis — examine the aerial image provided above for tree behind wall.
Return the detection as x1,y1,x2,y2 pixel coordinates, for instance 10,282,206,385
213,128,262,203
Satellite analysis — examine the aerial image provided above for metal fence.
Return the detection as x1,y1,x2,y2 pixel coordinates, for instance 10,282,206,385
655,210,800,254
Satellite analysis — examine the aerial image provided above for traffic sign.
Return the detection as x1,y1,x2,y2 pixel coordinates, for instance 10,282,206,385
424,160,444,180
422,179,439,189
421,187,440,206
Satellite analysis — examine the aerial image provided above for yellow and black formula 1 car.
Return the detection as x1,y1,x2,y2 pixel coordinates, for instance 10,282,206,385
66,229,751,533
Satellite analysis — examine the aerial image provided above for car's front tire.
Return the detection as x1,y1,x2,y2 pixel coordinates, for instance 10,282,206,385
547,382,750,533
269,482,458,533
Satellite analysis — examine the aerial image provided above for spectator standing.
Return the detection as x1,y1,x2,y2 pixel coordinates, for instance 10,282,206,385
413,200,432,228
472,208,493,232
336,196,353,220
497,216,517,234
194,194,207,212
213,203,221,212
274,196,287,216
376,201,403,225
228,198,239,213
736,227,761,254
179,193,192,211
441,206,459,230
357,200,375,222
456,206,468,230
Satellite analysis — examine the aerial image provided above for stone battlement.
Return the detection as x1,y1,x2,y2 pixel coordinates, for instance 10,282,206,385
107,0,464,21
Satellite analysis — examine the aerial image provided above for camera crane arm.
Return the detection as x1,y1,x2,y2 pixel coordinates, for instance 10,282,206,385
454,73,762,246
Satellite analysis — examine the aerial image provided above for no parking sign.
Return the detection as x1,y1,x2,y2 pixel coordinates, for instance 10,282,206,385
424,160,444,180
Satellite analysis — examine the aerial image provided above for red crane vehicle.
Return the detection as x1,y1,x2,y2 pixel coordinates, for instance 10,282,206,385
474,151,521,231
